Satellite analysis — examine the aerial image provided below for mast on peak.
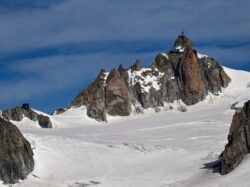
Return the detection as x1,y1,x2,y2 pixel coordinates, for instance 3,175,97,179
181,29,184,36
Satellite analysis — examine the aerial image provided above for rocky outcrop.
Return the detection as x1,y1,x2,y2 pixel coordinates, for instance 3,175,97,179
174,34,193,49
68,35,231,122
2,104,52,128
220,100,250,175
51,108,66,115
0,117,34,183
198,57,231,95
130,60,141,72
180,45,207,104
105,69,132,116
69,70,108,121
37,115,52,128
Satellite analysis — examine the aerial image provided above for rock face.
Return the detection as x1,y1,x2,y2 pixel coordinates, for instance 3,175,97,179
130,59,142,71
69,35,231,122
69,69,107,121
0,117,34,183
180,45,207,104
105,69,132,116
220,100,250,175
2,104,52,128
174,34,193,49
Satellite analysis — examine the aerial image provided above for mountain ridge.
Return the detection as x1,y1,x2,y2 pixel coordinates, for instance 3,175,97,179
1,35,239,125
67,34,231,122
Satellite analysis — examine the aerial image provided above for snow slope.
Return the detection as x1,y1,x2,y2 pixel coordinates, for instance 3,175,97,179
6,67,250,187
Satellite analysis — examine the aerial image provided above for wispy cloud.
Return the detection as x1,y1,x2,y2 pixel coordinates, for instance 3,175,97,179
0,51,156,109
0,0,249,112
0,0,66,13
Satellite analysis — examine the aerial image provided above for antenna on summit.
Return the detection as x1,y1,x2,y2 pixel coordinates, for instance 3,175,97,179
181,29,184,36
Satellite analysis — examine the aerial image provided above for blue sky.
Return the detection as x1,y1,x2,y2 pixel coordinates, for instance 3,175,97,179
0,0,249,113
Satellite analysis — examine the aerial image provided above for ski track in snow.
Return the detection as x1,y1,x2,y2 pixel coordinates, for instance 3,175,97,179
3,67,250,187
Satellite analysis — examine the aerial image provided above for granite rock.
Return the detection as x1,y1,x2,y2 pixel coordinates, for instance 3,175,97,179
0,117,34,183
220,100,250,174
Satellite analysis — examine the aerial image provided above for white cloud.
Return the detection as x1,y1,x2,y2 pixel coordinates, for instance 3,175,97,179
0,0,249,55
0,0,249,110
0,51,155,104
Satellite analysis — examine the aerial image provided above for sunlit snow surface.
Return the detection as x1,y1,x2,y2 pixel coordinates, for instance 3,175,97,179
128,68,165,93
197,53,208,59
6,67,250,187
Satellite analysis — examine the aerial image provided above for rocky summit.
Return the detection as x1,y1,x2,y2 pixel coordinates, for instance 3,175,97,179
1,104,52,128
68,34,231,122
220,100,250,175
0,117,34,184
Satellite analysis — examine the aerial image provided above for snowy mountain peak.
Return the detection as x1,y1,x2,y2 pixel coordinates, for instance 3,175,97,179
67,35,231,122
174,34,193,50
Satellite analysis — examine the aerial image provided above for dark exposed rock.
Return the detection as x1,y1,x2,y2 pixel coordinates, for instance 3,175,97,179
133,82,164,109
105,69,131,116
220,100,250,175
69,69,107,122
2,105,52,128
106,69,120,82
180,46,207,105
118,64,130,87
2,107,23,121
87,100,107,122
21,103,30,110
37,115,52,128
231,102,241,111
130,59,141,71
152,53,173,72
0,117,34,184
198,57,231,95
69,69,107,108
174,35,193,49
51,108,66,115
68,35,231,122
230,100,248,111
118,64,126,73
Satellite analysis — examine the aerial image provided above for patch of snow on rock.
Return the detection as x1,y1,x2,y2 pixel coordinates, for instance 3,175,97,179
161,53,169,60
175,46,185,53
175,46,185,52
197,52,208,59
128,68,165,93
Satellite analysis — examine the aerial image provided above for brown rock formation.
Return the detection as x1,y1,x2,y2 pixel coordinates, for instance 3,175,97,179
181,46,206,104
174,35,193,49
220,100,250,174
130,59,141,71
2,104,52,128
68,35,231,122
69,69,107,121
105,69,131,116
0,117,34,183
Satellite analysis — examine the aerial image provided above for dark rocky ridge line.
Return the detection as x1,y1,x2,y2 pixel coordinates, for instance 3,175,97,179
220,100,250,174
68,35,231,122
0,117,34,184
1,103,52,128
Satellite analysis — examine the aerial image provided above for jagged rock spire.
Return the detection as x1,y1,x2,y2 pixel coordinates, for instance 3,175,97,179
174,33,192,49
0,117,34,183
130,59,141,71
68,34,231,122
220,100,250,174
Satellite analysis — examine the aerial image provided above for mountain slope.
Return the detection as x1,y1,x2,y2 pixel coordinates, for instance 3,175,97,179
1,104,52,128
67,34,231,122
0,117,34,184
4,67,249,187
3,34,232,127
